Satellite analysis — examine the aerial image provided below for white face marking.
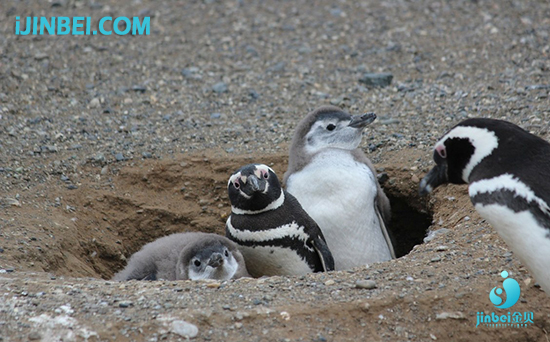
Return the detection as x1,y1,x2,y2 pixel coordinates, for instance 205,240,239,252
304,119,363,155
227,217,313,252
187,254,239,281
469,174,550,214
228,171,252,198
436,126,499,182
230,189,285,215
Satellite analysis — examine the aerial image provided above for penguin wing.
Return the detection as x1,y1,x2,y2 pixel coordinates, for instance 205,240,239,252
351,149,396,258
310,234,335,272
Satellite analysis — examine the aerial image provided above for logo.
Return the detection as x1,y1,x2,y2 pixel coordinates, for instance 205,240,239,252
489,270,520,309
476,270,534,328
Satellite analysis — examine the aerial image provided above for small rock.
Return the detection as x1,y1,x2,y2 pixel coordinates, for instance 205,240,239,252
355,280,377,289
267,61,286,73
430,256,441,262
28,332,41,341
131,85,147,93
248,89,259,99
115,153,125,161
210,113,222,119
34,52,49,61
3,198,21,207
435,312,466,320
119,302,132,308
324,279,336,286
377,172,389,184
212,82,228,93
423,228,450,243
89,98,100,108
170,320,198,338
359,72,393,87
435,245,448,251
142,152,153,159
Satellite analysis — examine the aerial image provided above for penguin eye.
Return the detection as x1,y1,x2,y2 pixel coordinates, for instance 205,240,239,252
233,180,240,189
193,259,201,267
224,249,229,257
263,171,269,179
326,124,336,131
436,145,447,159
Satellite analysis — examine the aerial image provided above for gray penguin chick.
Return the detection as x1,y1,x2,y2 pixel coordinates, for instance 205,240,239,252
112,232,250,281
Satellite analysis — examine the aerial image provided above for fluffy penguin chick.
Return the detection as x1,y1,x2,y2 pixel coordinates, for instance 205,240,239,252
419,118,550,295
112,232,250,281
225,163,335,277
284,106,395,270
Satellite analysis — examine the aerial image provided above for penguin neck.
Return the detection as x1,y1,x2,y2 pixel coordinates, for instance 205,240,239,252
231,189,285,215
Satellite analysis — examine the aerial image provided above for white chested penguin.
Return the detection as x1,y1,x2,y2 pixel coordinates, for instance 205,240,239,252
419,118,550,295
283,106,395,271
112,232,250,281
225,163,335,277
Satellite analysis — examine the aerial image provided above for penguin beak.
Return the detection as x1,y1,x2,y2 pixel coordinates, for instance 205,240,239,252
249,176,261,192
419,163,448,196
349,112,376,128
208,253,223,268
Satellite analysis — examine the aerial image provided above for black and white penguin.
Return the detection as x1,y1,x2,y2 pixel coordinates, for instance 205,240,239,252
283,106,395,270
225,163,335,277
419,118,550,295
112,232,250,281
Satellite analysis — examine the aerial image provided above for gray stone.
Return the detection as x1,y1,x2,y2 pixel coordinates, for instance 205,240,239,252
170,320,198,338
212,82,228,93
355,280,377,289
359,73,393,87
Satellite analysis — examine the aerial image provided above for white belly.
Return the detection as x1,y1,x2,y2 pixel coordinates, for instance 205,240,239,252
286,150,392,270
474,202,550,295
239,245,312,277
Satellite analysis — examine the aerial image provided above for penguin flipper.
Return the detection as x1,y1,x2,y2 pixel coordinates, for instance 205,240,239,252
311,236,335,272
375,205,396,259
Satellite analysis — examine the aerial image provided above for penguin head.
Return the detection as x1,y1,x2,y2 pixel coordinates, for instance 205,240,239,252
293,106,376,155
228,163,283,213
181,239,239,280
419,118,504,195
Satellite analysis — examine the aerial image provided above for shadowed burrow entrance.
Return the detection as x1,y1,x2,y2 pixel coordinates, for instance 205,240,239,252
380,173,433,258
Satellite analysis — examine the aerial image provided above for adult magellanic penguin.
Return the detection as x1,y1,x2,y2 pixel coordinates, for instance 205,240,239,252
419,118,550,295
226,163,335,277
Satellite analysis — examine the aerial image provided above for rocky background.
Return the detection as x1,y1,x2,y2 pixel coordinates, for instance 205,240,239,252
1,0,550,341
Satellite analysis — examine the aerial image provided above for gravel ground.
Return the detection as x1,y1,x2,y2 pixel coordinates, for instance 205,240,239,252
1,0,550,341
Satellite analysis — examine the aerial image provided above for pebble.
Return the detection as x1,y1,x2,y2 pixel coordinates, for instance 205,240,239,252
355,280,377,289
28,332,41,341
170,320,198,338
212,82,228,93
430,256,441,262
423,228,450,243
435,312,465,320
358,73,393,87
131,85,147,93
115,153,125,161
89,98,100,108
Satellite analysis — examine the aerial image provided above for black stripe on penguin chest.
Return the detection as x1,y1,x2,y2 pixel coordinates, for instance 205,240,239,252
229,209,323,271
471,188,550,236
